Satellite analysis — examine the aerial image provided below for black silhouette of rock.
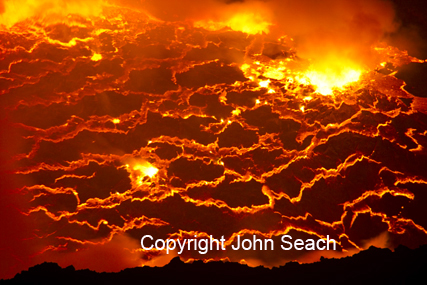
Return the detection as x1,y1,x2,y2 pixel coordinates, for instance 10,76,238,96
2,245,427,284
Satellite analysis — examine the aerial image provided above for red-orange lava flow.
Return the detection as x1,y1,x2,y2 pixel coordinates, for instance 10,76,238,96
1,2,427,279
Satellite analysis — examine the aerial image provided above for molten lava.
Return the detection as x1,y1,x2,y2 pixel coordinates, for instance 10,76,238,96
304,67,362,95
1,0,427,280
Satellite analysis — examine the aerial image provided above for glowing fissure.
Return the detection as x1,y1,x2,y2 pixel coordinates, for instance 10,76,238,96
1,4,427,277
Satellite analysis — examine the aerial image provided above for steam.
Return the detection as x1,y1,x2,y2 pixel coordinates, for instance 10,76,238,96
0,0,419,275
270,0,396,66
0,0,406,71
36,233,144,272
133,0,397,73
0,0,105,26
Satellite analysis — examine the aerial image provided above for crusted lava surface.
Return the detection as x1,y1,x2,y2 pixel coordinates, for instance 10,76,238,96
1,7,427,272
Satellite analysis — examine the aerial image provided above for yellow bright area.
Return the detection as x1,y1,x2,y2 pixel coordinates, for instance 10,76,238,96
304,67,362,95
132,162,158,179
0,0,105,27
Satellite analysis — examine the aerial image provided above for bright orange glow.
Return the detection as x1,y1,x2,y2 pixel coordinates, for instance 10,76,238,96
258,79,270,88
304,67,362,95
225,12,271,34
91,53,103,61
194,9,271,35
2,0,427,280
133,162,159,179
123,159,160,187
240,58,364,96
0,0,106,27
231,109,241,116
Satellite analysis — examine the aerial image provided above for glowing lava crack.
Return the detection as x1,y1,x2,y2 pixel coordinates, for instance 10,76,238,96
1,5,427,275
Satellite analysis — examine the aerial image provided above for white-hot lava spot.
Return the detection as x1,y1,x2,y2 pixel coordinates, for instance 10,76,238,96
1,0,427,279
